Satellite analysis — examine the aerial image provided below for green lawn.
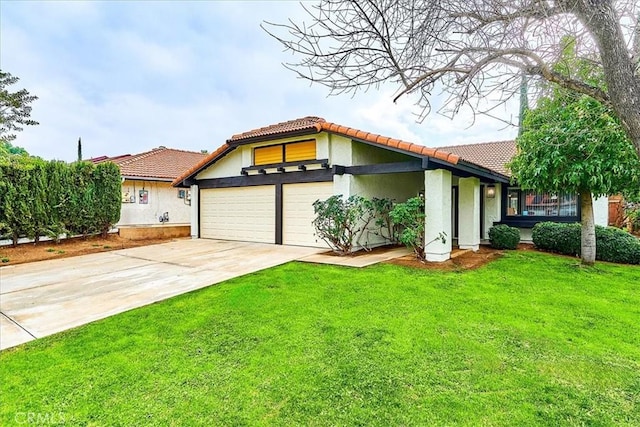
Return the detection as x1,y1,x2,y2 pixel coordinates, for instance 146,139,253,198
1,251,639,426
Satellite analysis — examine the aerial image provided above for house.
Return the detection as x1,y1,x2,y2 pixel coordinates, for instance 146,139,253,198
93,147,207,239
173,116,608,261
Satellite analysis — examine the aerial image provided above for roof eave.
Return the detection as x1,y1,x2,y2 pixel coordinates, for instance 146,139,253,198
226,127,321,146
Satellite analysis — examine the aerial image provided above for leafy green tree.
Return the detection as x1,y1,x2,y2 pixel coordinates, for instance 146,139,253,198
0,70,38,143
0,141,28,156
389,196,427,260
510,90,640,265
312,195,374,254
92,162,122,237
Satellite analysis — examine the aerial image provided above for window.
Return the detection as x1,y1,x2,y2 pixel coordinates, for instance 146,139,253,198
506,188,577,217
254,145,283,165
253,140,316,166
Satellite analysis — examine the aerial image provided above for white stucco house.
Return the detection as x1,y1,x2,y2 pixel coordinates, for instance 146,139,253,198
173,116,608,261
93,147,206,239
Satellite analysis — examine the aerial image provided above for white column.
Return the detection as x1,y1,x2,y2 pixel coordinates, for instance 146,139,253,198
458,177,480,250
190,184,199,239
424,169,452,262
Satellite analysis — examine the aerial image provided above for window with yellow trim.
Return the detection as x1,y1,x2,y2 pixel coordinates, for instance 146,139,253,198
253,140,316,165
254,145,283,165
285,140,316,162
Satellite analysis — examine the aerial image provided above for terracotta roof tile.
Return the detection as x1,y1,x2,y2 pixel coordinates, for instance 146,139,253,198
172,143,232,186
228,116,326,142
92,147,207,181
437,140,516,176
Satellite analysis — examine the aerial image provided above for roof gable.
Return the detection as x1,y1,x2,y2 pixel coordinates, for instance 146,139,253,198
173,116,466,185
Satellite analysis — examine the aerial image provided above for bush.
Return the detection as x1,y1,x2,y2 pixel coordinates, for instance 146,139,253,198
532,221,640,264
488,224,520,249
595,226,640,265
390,196,425,260
312,195,374,254
532,222,582,256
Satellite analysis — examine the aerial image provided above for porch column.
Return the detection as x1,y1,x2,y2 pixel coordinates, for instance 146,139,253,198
424,169,452,262
190,184,199,239
458,177,480,251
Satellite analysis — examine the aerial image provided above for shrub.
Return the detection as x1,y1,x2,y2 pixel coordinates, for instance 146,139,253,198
532,222,581,256
312,195,374,254
390,196,426,260
488,224,520,249
595,226,640,265
532,221,640,264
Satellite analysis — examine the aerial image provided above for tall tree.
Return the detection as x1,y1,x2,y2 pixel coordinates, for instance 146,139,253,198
0,70,38,143
509,87,640,265
263,0,640,157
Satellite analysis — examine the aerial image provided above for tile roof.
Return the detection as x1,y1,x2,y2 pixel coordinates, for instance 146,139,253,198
93,147,207,181
173,117,516,186
437,140,516,177
227,116,460,164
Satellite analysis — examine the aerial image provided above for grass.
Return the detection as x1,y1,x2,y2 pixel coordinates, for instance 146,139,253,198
1,251,639,426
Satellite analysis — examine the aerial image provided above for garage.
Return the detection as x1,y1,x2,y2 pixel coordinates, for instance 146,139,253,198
200,185,275,243
283,182,333,247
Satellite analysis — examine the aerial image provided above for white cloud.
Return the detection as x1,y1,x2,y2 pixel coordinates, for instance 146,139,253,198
1,1,518,162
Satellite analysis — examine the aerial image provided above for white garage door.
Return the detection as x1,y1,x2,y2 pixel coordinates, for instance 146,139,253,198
200,186,275,243
283,182,333,247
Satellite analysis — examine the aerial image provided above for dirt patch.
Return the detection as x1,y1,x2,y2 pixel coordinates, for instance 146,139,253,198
385,246,505,271
0,234,182,266
321,244,402,258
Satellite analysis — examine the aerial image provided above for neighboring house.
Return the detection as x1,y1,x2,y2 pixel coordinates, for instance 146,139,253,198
93,147,206,238
173,116,608,261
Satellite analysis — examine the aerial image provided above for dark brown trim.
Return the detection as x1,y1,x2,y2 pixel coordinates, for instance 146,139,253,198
479,184,485,239
197,169,333,189
197,186,201,239
242,158,329,173
228,130,319,146
275,184,283,244
343,160,423,175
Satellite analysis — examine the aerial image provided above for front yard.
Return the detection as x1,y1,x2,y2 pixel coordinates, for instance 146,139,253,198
1,251,638,426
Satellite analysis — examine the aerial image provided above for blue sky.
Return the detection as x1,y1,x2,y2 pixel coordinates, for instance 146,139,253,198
1,1,517,162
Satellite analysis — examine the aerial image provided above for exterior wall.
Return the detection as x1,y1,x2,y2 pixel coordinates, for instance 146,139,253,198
196,148,244,180
593,196,609,227
483,183,502,239
119,180,191,226
119,225,190,240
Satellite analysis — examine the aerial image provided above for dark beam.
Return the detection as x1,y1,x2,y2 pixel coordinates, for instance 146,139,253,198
197,169,333,189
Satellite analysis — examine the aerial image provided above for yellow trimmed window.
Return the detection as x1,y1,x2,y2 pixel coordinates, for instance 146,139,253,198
254,145,283,165
285,140,316,162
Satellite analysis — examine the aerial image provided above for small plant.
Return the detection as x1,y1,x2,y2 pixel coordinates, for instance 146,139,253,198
57,250,65,254
390,196,438,261
488,224,520,249
312,195,374,254
103,245,111,249
1,257,9,263
46,248,56,253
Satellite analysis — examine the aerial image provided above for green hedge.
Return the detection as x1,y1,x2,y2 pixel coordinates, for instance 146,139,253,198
532,221,640,264
488,224,520,249
0,157,121,246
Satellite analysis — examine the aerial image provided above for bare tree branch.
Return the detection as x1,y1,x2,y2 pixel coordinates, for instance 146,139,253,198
263,0,640,156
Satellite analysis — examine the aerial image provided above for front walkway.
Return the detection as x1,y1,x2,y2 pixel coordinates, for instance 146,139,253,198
0,239,322,350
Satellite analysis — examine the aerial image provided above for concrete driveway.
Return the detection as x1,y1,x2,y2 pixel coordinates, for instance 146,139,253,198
0,239,322,350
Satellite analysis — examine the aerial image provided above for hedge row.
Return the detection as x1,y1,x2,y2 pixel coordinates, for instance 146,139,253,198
532,221,640,265
0,157,121,246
